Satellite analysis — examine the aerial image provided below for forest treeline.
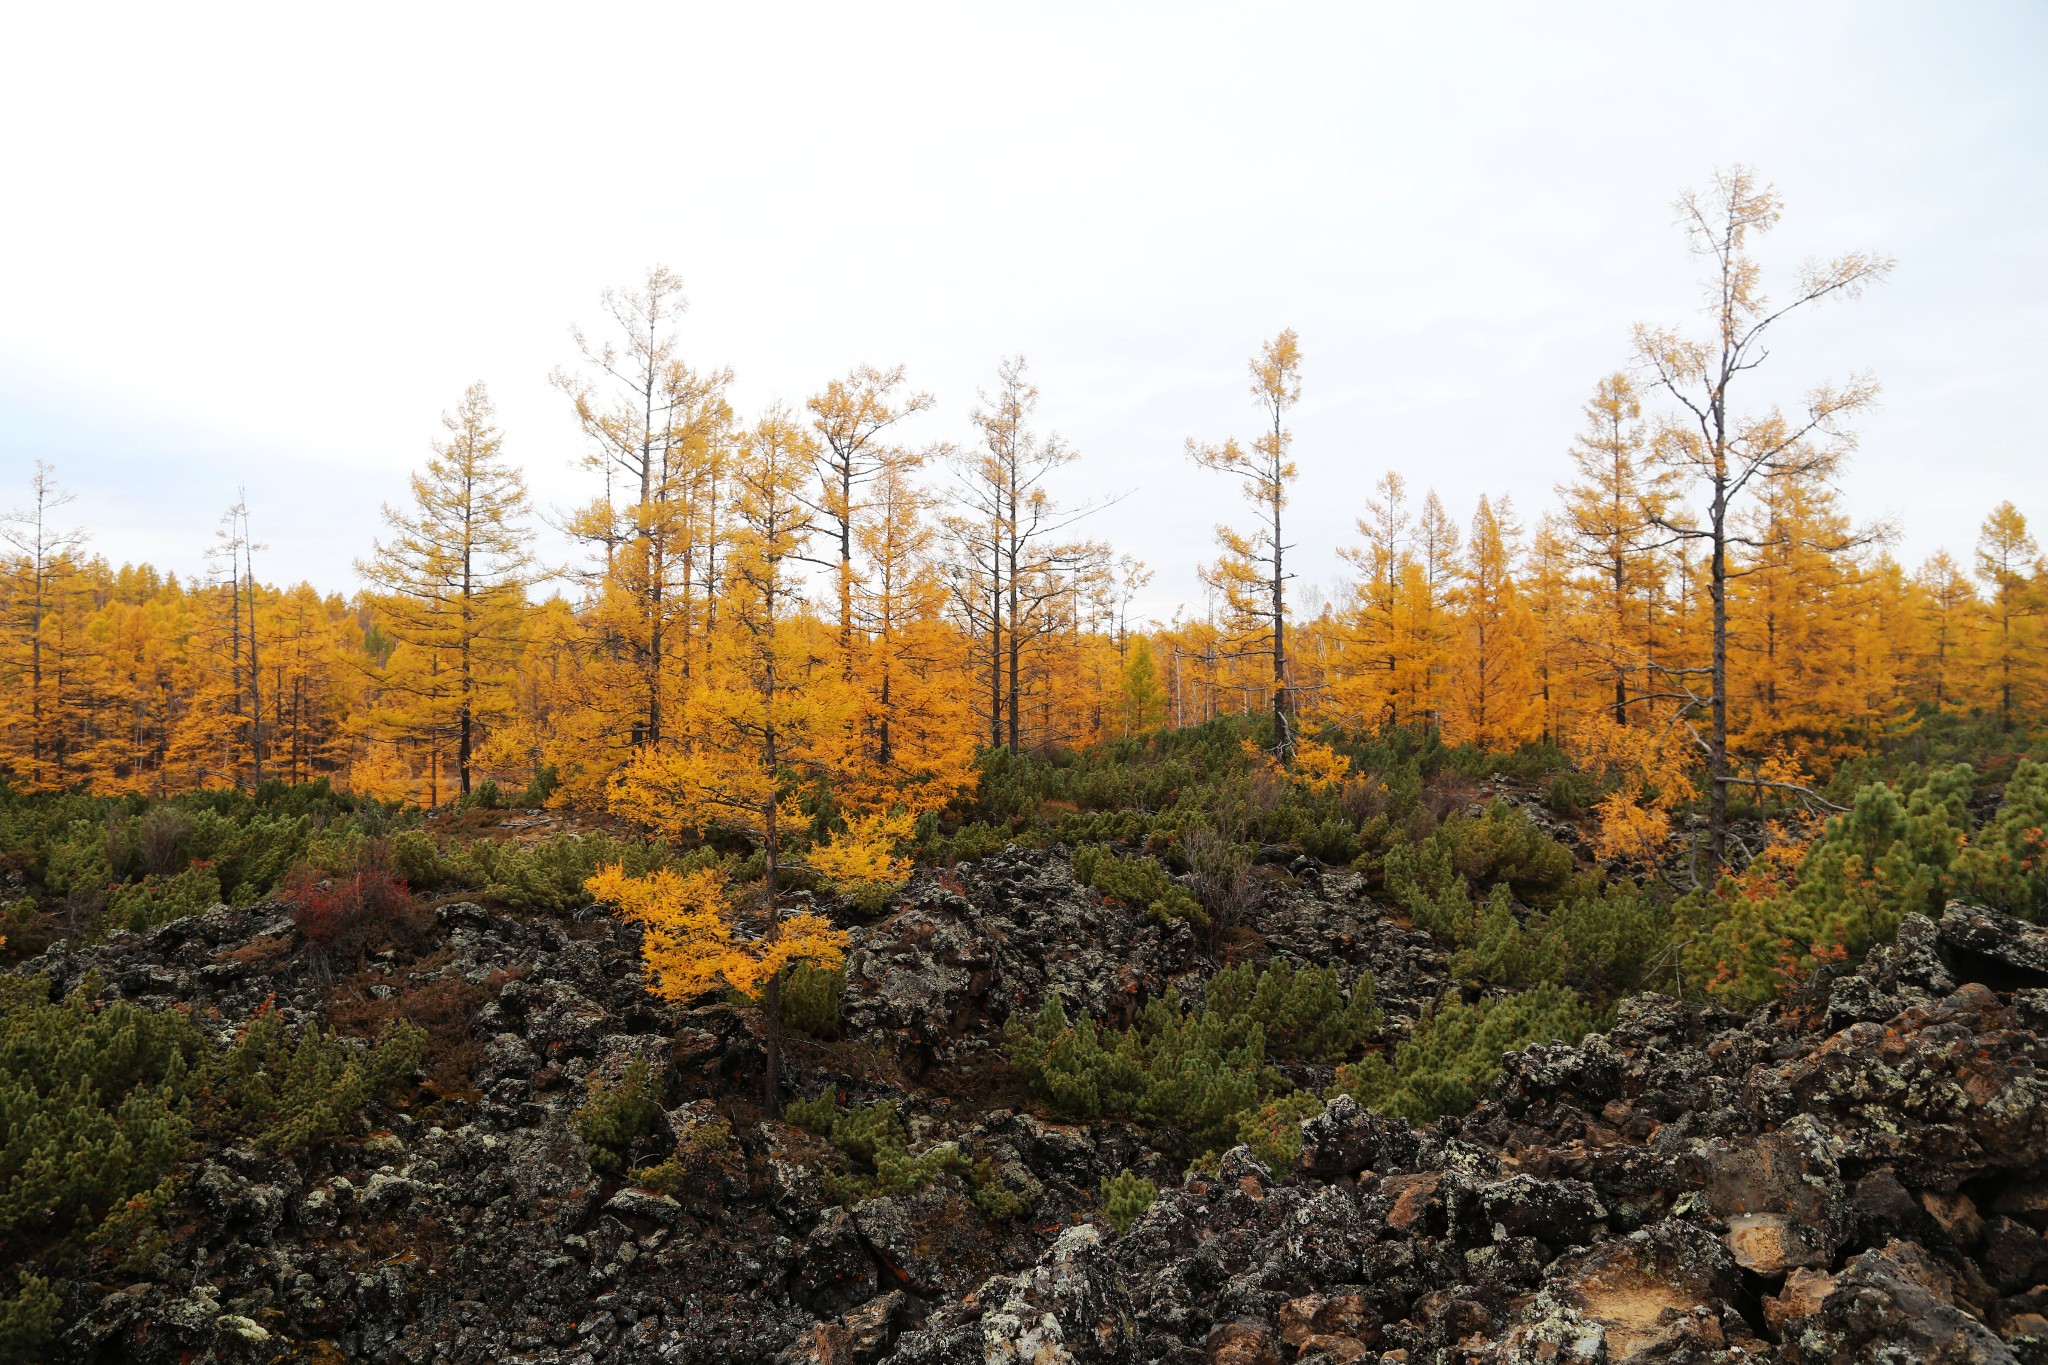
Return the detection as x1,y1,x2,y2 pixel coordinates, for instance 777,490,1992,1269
0,168,2041,866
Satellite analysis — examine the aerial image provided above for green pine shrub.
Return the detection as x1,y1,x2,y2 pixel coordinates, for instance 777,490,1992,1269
1335,984,1594,1124
1005,961,1377,1147
1202,959,1381,1063
1679,765,1976,1006
574,1060,667,1171
0,970,420,1362
969,1157,1028,1221
926,822,1009,866
780,963,844,1039
0,974,203,1241
1100,1170,1158,1234
0,1272,59,1361
1234,1090,1326,1170
1953,758,2048,916
1545,770,1596,818
101,863,224,936
786,1088,971,1203
442,832,674,911
204,1006,425,1155
43,819,112,899
183,810,312,903
1451,879,1668,1000
1071,845,1208,928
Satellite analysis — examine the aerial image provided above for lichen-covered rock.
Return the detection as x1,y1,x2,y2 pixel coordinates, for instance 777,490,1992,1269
1782,1239,2020,1364
1296,1093,1420,1178
980,1225,1135,1365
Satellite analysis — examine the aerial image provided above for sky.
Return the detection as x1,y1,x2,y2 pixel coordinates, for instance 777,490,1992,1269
1,1,2043,623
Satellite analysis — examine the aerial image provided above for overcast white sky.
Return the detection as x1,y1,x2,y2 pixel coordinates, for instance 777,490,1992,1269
2,2,2043,622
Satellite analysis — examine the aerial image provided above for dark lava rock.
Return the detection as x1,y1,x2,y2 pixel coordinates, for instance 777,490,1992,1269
16,866,2048,1365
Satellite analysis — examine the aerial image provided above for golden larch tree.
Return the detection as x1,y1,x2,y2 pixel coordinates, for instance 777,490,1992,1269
603,406,850,1112
1633,165,1892,866
1446,496,1539,748
1188,330,1302,757
1975,501,2044,732
357,383,537,800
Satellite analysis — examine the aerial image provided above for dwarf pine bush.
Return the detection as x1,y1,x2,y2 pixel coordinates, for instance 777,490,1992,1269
207,1006,425,1155
1070,844,1208,928
780,962,844,1039
574,1060,667,1171
787,1088,972,1203
1680,765,1977,1005
0,975,202,1240
0,972,423,1362
1335,984,1594,1124
1100,1170,1158,1234
1005,961,1378,1147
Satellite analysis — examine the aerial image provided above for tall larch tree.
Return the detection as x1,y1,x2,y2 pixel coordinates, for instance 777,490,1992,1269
804,364,935,672
169,498,267,790
607,407,841,1111
947,356,1098,753
1975,501,2043,732
1521,517,1580,743
556,266,734,761
1409,490,1463,728
357,382,537,799
1910,550,1978,715
1336,471,1411,728
1188,330,1302,758
1559,372,1672,727
843,457,975,818
1633,166,1892,867
0,462,87,788
1726,460,1884,769
1447,496,1539,748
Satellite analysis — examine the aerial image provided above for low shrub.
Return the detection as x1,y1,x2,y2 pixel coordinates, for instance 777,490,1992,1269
786,1088,970,1203
438,832,672,911
0,974,203,1241
1204,958,1382,1064
0,1274,59,1360
1335,984,1593,1124
780,963,844,1040
1676,764,1984,1006
280,863,414,961
0,973,422,1357
926,822,1010,866
1100,1170,1158,1235
1005,961,1377,1148
101,862,223,936
573,1059,667,1171
1071,845,1208,928
326,975,494,1098
1181,824,1255,929
1451,880,1668,1000
203,1005,425,1155
1545,770,1596,818
1233,1090,1325,1171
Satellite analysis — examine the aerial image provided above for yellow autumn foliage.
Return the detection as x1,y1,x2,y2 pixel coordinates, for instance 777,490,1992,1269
584,864,847,1003
809,811,916,887
1289,740,1352,794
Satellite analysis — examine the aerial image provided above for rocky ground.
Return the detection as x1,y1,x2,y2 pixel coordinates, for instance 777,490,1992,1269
12,848,2048,1363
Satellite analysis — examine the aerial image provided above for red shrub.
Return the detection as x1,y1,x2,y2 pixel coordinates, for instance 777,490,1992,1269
281,864,414,955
